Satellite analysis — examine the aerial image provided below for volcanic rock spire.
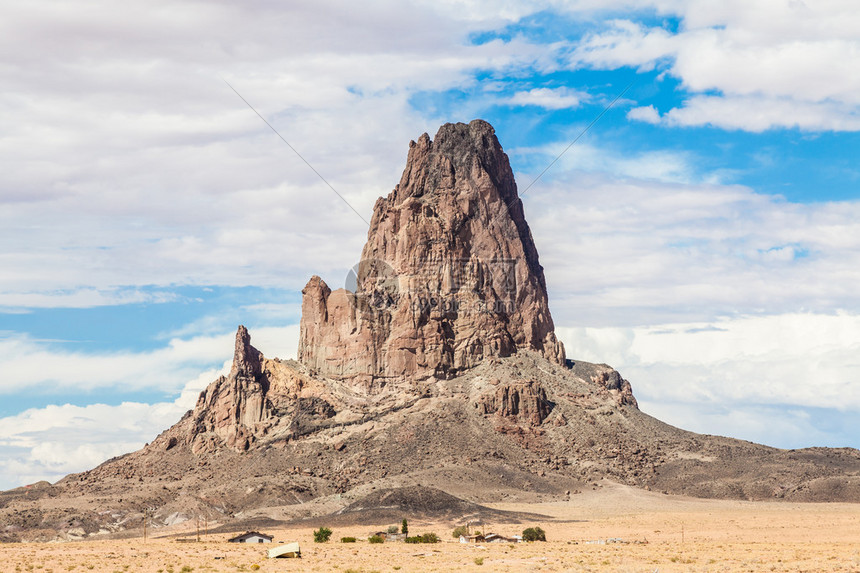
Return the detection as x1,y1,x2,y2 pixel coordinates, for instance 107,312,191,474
189,325,269,451
299,120,565,388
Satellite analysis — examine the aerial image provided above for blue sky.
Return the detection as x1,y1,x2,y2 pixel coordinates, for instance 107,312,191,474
1,0,860,490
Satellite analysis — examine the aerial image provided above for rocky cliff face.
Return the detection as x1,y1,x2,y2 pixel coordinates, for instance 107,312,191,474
299,120,565,388
187,326,341,453
188,326,269,451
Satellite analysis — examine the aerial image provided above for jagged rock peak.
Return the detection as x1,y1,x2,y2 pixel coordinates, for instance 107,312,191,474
231,324,263,379
188,325,269,452
299,119,565,388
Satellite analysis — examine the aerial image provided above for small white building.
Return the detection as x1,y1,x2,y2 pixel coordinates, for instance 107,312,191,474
485,533,520,543
228,531,274,543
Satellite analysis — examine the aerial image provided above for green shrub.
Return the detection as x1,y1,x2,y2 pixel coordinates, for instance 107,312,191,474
452,525,469,538
474,557,484,565
368,534,384,544
522,526,546,542
340,536,357,543
405,533,439,544
313,526,333,543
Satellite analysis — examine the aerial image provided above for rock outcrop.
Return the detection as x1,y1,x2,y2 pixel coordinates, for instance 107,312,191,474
593,368,638,408
478,380,553,426
186,326,350,452
189,326,269,451
299,120,565,388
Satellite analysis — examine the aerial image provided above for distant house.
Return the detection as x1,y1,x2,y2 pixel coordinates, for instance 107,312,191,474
460,533,486,543
268,542,301,558
485,533,519,543
228,531,274,543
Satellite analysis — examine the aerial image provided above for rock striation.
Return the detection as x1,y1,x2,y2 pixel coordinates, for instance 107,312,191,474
299,120,565,388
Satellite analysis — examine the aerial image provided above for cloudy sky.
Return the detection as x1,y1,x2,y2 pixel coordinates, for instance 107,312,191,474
2,0,859,490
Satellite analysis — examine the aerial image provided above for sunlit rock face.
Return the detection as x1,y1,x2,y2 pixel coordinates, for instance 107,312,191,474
299,119,565,389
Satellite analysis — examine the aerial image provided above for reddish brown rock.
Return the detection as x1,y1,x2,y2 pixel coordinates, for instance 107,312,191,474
188,326,344,452
189,326,269,451
299,120,565,387
478,380,553,426
592,368,638,408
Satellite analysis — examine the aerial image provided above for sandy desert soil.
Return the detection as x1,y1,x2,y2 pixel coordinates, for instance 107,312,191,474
3,483,859,573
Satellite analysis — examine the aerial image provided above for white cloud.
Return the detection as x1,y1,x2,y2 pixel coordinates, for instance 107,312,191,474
507,87,588,109
661,95,860,132
515,140,696,184
0,323,299,489
557,311,860,448
524,171,860,326
0,387,201,490
0,1,571,307
0,325,298,394
3,0,857,308
570,3,860,131
626,104,660,124
0,288,180,311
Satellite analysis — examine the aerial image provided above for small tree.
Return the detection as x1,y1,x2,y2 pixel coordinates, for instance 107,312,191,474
387,524,399,534
401,518,408,535
405,532,439,544
522,526,546,542
369,534,384,544
421,532,439,543
452,525,469,538
313,526,333,543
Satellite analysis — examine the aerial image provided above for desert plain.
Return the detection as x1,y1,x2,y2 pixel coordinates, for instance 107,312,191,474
3,482,858,573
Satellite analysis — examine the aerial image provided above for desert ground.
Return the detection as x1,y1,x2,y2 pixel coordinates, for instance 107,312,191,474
3,483,859,573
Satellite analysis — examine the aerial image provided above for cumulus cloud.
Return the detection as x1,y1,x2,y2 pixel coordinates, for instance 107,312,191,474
0,288,180,311
557,311,860,448
3,0,857,308
0,388,201,490
662,95,860,132
0,323,299,489
626,104,661,124
507,87,589,109
571,3,860,131
0,0,569,307
523,171,860,326
514,140,696,184
0,325,298,394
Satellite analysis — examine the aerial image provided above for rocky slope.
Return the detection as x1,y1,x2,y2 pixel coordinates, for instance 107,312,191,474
2,120,859,542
